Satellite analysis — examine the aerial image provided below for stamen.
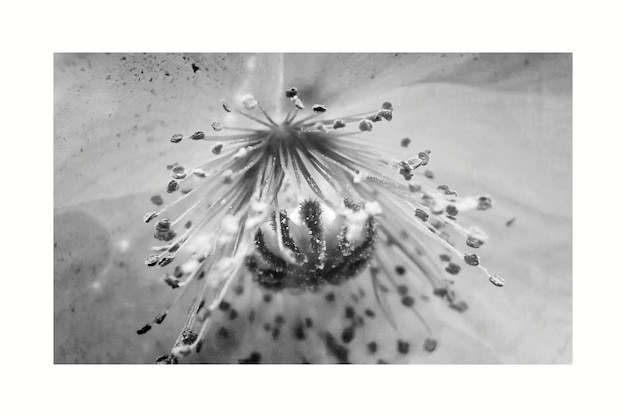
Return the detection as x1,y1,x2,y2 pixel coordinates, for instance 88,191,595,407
143,88,505,364
221,99,232,112
358,119,373,132
242,94,258,110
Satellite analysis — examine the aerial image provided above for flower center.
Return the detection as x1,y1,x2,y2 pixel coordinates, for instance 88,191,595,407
247,199,378,291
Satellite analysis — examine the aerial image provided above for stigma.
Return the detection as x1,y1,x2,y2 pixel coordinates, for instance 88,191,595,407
248,199,380,291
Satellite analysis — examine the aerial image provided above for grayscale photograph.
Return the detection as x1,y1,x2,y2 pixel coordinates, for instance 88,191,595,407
54,53,572,364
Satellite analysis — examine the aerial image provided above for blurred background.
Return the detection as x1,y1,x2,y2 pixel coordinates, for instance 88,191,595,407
54,53,571,363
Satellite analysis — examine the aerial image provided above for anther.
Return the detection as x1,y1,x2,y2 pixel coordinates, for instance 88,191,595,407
450,301,468,313
220,99,232,112
164,274,179,288
418,150,431,166
381,102,393,111
242,94,257,110
158,254,175,267
489,274,505,287
466,235,484,249
312,104,327,113
423,338,437,352
414,208,429,222
143,212,158,223
154,311,167,324
212,144,223,154
446,263,461,275
171,165,186,180
285,87,298,98
137,324,152,335
477,196,493,210
191,131,205,140
211,122,222,132
156,354,178,364
333,119,346,129
166,180,179,193
401,296,415,307
181,329,198,345
170,133,183,143
397,340,410,354
145,254,159,267
154,219,176,241
313,122,327,132
464,253,480,266
359,119,373,132
445,205,459,217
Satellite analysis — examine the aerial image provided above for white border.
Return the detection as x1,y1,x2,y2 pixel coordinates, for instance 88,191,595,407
2,0,625,415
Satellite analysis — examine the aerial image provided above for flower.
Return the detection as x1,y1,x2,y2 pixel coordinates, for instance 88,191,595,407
138,86,505,364
54,53,572,364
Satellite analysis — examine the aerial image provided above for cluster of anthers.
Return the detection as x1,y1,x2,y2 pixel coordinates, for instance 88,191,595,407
138,87,505,364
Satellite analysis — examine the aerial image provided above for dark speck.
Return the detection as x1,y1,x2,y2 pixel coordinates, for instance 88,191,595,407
137,324,151,335
191,63,200,73
293,322,306,340
341,326,355,344
217,327,229,339
239,352,261,364
450,301,468,313
323,332,350,364
401,296,415,307
367,341,377,354
424,338,438,352
272,327,281,340
397,340,410,354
